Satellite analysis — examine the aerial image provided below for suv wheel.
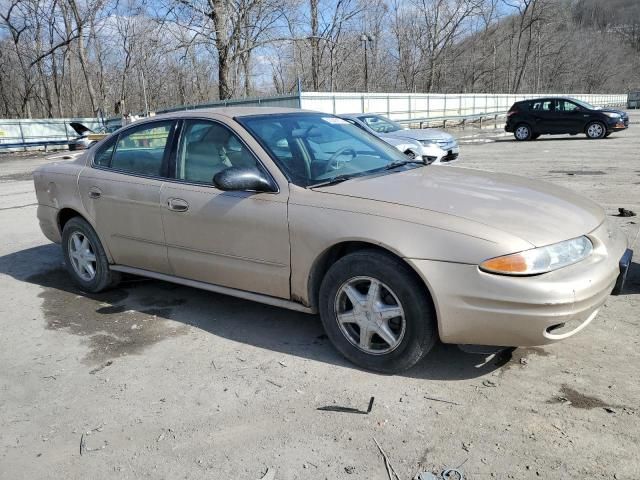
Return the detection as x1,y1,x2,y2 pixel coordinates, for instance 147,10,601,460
318,250,437,373
62,217,120,293
514,124,532,141
586,121,606,139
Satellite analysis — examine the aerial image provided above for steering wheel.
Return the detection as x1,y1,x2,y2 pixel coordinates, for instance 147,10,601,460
324,147,357,173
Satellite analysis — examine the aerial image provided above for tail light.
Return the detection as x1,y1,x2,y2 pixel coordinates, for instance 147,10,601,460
507,108,518,117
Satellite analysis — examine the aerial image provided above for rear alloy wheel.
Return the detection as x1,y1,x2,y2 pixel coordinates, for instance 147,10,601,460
514,124,532,141
586,121,606,139
319,250,437,373
62,217,120,292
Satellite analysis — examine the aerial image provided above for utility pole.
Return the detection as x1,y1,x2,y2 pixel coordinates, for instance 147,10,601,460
361,33,374,92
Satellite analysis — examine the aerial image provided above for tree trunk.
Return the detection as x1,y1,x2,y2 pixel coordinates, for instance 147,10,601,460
310,0,319,91
67,0,97,114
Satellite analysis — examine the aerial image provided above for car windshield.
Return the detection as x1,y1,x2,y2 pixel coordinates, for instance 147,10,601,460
359,115,404,133
238,113,417,187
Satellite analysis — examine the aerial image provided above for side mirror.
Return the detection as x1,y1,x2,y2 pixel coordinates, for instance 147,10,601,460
213,167,276,192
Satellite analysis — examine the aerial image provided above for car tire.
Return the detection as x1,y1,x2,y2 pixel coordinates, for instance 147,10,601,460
62,217,120,293
585,121,606,139
318,249,437,373
514,124,532,141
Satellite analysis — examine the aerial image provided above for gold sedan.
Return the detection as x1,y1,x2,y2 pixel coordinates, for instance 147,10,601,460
33,108,632,373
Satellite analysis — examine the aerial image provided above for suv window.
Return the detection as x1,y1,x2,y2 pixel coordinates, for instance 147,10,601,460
530,100,555,112
176,120,259,184
557,100,579,112
108,121,174,176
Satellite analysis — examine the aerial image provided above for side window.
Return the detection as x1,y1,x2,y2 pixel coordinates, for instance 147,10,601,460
93,138,115,167
110,121,174,177
176,120,259,184
558,101,579,112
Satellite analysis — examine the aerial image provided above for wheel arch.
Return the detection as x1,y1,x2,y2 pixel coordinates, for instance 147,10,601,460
306,241,437,318
57,207,85,233
56,207,114,263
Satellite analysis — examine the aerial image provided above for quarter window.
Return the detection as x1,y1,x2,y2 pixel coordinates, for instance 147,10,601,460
176,120,259,184
108,121,174,176
93,139,115,167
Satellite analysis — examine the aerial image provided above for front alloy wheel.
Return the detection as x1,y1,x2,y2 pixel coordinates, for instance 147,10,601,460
318,250,437,373
335,276,406,355
586,122,605,139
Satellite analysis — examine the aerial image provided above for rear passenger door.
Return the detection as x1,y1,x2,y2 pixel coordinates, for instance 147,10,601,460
529,100,558,133
79,120,177,274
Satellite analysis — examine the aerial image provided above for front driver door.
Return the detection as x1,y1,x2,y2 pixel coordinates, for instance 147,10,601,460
159,118,290,299
556,100,587,133
79,120,177,274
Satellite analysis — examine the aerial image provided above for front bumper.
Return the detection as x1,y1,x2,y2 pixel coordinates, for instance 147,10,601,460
406,220,630,347
606,116,629,131
421,144,460,165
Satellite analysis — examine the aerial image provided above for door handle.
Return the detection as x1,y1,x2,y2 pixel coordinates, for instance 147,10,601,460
88,187,102,199
167,198,189,212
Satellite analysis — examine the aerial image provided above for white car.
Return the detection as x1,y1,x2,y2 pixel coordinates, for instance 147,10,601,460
339,114,459,164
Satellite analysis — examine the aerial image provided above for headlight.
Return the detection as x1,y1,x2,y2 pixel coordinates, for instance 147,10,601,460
480,236,593,276
603,112,621,119
421,140,439,148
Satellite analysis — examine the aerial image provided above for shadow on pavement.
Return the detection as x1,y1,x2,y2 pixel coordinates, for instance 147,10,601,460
1,243,530,380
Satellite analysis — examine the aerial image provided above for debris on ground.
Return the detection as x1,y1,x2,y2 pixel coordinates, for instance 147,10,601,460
258,468,275,480
344,465,356,474
373,437,402,480
617,208,636,217
482,379,498,388
317,396,374,414
424,395,461,406
89,360,113,375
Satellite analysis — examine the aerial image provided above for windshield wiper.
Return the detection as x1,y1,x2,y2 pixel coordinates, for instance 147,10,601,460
309,174,354,188
385,159,424,170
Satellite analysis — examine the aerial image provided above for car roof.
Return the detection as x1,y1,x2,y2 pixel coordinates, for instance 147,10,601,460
339,113,384,119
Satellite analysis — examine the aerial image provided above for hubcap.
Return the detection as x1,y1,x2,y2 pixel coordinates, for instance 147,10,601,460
68,232,97,281
515,126,529,140
334,276,406,355
588,123,603,138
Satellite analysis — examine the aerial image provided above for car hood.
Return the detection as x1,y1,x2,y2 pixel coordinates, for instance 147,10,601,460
598,108,628,118
382,128,454,143
380,135,421,148
314,166,604,247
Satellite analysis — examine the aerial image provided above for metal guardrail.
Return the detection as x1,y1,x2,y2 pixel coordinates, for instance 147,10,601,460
0,118,104,151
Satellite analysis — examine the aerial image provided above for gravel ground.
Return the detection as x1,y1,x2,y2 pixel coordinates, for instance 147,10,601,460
0,114,639,480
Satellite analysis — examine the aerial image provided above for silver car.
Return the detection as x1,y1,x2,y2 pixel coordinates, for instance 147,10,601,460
339,113,459,164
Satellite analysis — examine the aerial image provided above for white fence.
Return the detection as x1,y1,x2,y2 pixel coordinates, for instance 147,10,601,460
299,92,627,121
1,92,628,149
